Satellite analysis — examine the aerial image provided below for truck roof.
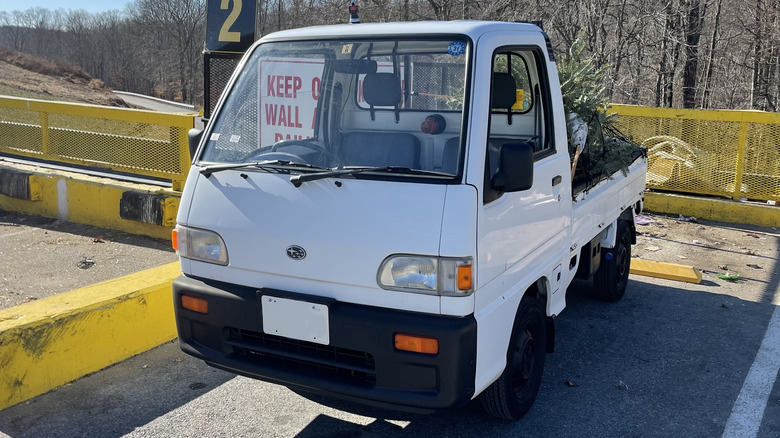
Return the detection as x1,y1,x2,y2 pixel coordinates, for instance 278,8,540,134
259,20,543,43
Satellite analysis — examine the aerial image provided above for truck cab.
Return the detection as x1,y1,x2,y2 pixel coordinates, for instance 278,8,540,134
173,21,646,420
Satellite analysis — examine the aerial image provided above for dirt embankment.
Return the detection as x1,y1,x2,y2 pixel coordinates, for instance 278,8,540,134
0,46,128,107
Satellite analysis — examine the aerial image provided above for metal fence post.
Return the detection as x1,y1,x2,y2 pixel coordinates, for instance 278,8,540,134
172,115,196,191
40,111,50,158
732,121,748,201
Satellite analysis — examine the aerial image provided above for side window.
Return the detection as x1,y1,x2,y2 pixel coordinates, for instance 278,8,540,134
491,52,532,113
484,48,551,203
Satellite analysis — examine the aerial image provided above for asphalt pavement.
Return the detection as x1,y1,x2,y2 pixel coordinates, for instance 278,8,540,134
113,92,195,113
0,221,778,438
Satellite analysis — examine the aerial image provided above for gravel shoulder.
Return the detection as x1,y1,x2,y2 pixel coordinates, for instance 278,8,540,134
0,209,178,310
633,212,779,305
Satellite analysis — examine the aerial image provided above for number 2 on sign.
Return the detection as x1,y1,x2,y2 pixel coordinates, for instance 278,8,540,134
219,0,242,43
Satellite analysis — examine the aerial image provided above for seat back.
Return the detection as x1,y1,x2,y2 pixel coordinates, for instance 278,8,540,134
491,72,518,110
441,137,460,174
341,132,421,168
363,73,402,107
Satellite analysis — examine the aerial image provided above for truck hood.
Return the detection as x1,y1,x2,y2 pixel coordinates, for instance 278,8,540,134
180,170,448,294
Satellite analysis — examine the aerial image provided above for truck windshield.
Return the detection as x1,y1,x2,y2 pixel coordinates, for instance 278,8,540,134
200,37,470,181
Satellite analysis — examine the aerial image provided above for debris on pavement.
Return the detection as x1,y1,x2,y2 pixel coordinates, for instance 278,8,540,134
76,257,95,269
636,215,654,225
678,214,698,223
717,273,741,282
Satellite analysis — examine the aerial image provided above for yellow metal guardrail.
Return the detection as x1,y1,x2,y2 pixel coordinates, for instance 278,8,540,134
0,96,195,191
0,97,777,201
612,105,780,202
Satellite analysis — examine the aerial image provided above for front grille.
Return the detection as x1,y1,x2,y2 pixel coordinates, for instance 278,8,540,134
226,328,376,388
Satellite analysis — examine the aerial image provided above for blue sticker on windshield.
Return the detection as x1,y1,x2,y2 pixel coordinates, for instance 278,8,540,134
448,41,466,56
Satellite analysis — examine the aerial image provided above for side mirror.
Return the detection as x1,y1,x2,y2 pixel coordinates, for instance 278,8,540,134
188,128,204,160
491,142,534,192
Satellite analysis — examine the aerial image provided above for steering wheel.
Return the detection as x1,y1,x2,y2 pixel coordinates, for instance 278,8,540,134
271,139,339,166
246,151,308,164
272,139,325,152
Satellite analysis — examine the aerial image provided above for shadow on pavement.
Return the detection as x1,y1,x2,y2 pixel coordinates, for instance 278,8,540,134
290,277,777,437
0,341,234,438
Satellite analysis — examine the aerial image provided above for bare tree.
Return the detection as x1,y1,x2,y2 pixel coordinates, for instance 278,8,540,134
681,0,705,108
128,0,205,103
0,10,34,52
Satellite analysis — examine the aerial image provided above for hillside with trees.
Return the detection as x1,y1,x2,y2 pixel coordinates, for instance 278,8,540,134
0,45,127,106
0,0,778,111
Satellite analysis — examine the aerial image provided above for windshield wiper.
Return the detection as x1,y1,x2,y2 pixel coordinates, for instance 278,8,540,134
290,166,455,187
200,160,328,178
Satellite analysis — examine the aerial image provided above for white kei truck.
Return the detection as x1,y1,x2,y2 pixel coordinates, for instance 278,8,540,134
173,20,647,420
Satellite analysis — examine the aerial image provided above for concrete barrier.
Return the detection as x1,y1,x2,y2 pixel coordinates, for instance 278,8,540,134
0,161,178,241
644,192,779,228
0,262,180,411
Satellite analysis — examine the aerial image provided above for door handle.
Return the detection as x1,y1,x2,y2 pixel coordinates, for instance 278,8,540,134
552,175,562,186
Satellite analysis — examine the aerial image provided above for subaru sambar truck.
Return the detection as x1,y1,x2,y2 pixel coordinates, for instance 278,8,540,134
172,20,647,420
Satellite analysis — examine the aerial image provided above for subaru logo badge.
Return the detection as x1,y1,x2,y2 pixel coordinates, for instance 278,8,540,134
286,245,306,260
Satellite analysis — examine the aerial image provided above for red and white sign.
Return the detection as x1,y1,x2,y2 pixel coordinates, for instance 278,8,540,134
259,58,324,146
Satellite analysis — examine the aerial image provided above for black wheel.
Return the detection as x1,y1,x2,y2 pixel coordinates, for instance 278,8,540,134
480,295,546,421
593,220,632,302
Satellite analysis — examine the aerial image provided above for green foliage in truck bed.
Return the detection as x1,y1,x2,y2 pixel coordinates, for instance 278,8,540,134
559,39,644,192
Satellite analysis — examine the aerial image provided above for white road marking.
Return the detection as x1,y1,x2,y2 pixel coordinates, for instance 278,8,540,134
722,305,780,438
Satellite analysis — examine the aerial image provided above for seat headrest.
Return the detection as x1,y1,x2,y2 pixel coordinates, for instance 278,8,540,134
363,73,402,107
491,72,517,110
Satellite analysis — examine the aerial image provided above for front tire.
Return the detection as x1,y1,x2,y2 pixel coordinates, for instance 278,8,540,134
593,220,632,302
480,295,546,420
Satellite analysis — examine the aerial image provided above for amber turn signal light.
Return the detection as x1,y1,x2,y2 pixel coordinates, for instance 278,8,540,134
181,294,208,314
395,333,439,354
171,229,178,251
457,264,472,291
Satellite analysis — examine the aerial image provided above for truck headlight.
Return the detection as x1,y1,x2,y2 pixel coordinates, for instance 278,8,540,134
174,225,229,265
377,255,473,296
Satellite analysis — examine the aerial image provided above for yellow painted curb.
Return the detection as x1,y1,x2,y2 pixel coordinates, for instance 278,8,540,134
644,192,779,228
630,259,703,284
0,262,180,411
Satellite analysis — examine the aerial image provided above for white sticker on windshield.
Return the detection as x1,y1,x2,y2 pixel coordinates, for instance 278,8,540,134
210,133,220,141
230,135,241,143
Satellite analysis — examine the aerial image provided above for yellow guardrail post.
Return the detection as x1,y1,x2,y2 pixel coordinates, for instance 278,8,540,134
173,124,191,192
40,111,50,157
733,121,748,201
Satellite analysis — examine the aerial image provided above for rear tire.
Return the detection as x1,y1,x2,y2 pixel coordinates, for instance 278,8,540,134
480,295,546,420
593,220,632,302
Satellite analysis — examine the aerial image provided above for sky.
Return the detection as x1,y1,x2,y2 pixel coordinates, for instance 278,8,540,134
0,0,132,14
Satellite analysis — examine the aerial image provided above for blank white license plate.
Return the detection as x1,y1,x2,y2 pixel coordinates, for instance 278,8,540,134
261,296,329,345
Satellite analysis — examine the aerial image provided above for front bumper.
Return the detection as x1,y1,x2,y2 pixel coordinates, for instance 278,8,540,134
173,275,477,413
